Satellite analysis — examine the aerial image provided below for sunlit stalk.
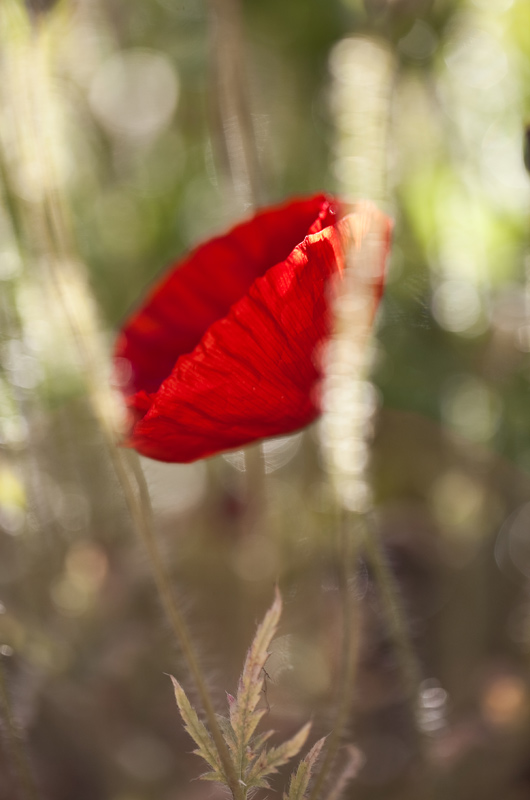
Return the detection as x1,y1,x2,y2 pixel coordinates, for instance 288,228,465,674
324,39,397,794
0,85,40,800
0,658,39,800
312,200,390,799
207,0,264,210
326,33,433,796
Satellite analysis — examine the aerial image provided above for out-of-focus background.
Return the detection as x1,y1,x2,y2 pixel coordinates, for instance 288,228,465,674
1,0,530,799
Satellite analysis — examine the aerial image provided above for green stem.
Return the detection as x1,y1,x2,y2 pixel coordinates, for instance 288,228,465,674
308,510,362,800
362,524,435,797
362,527,422,702
110,450,245,800
207,0,264,209
0,657,39,800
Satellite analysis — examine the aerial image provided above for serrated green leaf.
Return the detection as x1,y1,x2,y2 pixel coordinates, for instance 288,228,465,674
230,588,282,773
250,729,274,755
216,714,238,754
200,770,226,783
285,760,311,800
246,722,311,787
170,676,222,774
284,737,326,800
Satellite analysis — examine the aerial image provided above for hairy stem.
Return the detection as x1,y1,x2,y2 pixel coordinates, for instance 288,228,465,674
362,524,435,797
308,511,362,800
110,450,245,800
362,527,422,704
0,658,39,800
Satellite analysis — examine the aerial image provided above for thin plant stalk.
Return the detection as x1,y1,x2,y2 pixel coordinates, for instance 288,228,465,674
315,205,431,798
207,0,264,210
362,524,422,710
361,524,435,798
308,510,362,800
326,31,432,794
313,213,384,799
0,657,39,800
207,0,265,508
108,450,246,800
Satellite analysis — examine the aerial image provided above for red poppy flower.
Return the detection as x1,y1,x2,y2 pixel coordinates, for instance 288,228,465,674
115,194,391,462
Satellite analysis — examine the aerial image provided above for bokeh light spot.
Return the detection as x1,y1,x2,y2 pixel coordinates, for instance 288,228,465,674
89,49,179,141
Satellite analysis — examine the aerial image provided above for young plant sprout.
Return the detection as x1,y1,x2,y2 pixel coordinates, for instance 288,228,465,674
171,589,326,800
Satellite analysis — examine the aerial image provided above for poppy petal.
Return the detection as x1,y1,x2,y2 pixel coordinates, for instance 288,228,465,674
116,194,334,396
124,201,391,462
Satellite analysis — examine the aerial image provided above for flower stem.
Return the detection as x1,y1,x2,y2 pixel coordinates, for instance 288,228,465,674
362,524,422,704
110,450,245,800
308,510,362,800
361,522,435,797
207,0,264,210
0,657,39,800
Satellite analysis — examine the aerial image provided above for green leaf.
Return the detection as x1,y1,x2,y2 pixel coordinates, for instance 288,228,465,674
284,736,326,800
246,722,311,787
216,713,238,754
170,676,222,774
200,770,227,783
230,587,282,772
250,729,274,754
